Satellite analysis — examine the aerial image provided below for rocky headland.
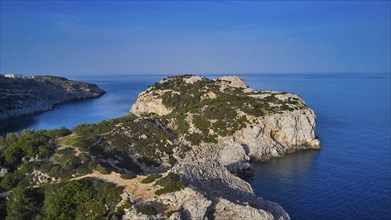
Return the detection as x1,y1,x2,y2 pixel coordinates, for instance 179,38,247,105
0,74,105,121
0,75,320,219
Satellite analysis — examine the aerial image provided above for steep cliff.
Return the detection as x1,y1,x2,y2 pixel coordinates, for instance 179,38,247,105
0,75,320,219
127,75,320,219
0,75,105,121
131,75,320,162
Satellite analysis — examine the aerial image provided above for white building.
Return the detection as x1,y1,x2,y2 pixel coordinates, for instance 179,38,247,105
3,73,19,78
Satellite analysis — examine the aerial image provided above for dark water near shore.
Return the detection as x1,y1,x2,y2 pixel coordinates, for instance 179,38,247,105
0,73,390,219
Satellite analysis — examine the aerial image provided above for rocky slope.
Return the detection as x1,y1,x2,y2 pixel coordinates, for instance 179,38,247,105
127,75,320,219
0,75,105,121
0,75,320,219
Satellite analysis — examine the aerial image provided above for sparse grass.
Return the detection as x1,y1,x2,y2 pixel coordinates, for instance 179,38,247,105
60,134,95,152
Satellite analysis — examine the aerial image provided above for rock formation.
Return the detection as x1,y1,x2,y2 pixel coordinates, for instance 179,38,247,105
0,75,105,121
126,75,321,219
0,75,320,219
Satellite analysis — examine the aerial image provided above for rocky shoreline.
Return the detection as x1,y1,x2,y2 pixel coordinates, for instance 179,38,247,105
0,75,320,219
0,75,105,121
126,75,321,219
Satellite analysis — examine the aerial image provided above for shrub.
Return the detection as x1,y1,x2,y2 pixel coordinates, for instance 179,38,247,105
58,154,79,171
136,204,158,215
120,173,136,180
0,171,23,190
154,173,187,195
6,186,40,219
42,178,123,219
95,165,110,175
0,197,6,219
141,174,162,184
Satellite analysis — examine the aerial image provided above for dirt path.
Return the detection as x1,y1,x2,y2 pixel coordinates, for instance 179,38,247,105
72,171,162,202
57,135,82,156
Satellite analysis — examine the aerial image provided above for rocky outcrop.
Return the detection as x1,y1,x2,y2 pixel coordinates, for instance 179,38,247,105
0,75,105,121
130,75,320,164
130,90,172,116
127,75,321,219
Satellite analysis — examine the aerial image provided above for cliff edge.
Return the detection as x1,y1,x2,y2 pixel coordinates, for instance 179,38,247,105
0,75,320,219
128,75,321,219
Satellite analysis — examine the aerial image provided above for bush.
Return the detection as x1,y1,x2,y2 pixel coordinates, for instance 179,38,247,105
0,197,6,219
0,130,56,170
136,204,158,215
42,178,123,219
141,174,162,184
58,154,79,171
95,165,110,175
120,173,136,180
154,173,187,195
0,172,22,191
6,186,40,219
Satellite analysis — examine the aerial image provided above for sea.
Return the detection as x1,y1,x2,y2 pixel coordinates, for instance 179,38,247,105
0,73,390,220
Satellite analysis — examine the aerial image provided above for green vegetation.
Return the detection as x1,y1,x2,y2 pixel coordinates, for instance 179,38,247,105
5,186,41,220
116,198,133,217
95,165,111,174
56,148,80,171
0,128,70,170
120,173,136,179
67,114,180,170
0,128,73,191
136,204,158,215
153,75,306,144
106,116,181,167
154,173,187,195
43,178,123,219
141,174,163,184
2,178,124,219
0,75,308,219
60,134,93,152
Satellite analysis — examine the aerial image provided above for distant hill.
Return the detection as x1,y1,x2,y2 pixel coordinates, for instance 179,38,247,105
0,75,105,121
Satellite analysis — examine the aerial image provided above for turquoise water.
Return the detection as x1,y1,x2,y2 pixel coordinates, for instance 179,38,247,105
0,73,390,219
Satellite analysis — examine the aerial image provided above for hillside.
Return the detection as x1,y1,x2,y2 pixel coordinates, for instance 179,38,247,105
0,75,320,219
0,75,105,121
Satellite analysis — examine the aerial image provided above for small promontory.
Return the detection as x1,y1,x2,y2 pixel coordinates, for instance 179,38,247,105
0,74,105,121
0,75,320,219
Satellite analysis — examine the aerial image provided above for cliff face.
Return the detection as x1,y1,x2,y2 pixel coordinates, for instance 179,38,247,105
0,75,105,121
0,75,319,219
131,75,320,163
128,75,320,219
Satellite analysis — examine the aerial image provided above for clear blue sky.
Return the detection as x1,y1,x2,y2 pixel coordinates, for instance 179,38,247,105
1,1,390,75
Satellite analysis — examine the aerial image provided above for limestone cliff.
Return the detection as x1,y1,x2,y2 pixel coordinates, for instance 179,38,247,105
0,75,319,219
0,75,105,121
126,75,321,219
131,75,320,164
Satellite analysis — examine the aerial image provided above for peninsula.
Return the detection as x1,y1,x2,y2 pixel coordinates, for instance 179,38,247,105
0,75,320,219
0,74,105,121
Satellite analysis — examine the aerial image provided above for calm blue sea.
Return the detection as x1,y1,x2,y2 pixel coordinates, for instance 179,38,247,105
0,73,390,219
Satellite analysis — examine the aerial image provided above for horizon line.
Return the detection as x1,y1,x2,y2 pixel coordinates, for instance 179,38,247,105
1,71,390,76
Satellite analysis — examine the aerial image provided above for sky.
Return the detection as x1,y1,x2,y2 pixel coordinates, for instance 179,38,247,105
0,1,390,75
